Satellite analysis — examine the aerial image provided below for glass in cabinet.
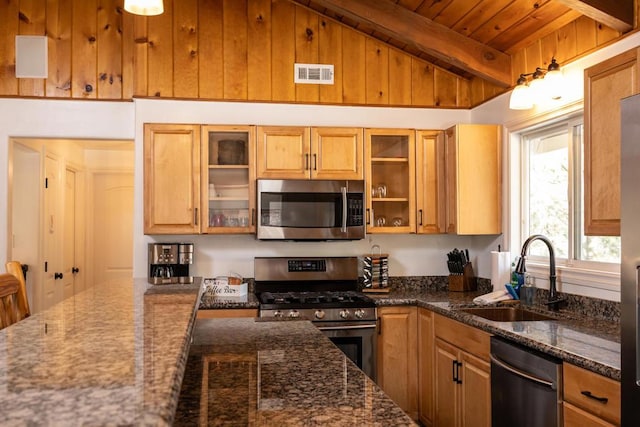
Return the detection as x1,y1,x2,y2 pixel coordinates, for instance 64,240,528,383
202,126,255,233
365,129,416,233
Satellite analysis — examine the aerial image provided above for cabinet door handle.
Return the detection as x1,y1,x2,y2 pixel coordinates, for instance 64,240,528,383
305,153,310,170
72,267,80,274
418,209,423,226
54,272,63,280
251,208,256,226
455,361,463,384
366,208,370,225
313,154,317,170
194,208,198,226
580,390,609,403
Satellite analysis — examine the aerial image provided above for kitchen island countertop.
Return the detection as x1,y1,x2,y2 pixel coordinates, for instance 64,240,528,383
0,278,201,426
175,317,415,426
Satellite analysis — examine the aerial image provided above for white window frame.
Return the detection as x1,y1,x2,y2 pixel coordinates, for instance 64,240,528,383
505,101,620,301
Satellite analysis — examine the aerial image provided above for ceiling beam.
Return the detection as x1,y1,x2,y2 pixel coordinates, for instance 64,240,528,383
295,0,512,87
554,0,634,32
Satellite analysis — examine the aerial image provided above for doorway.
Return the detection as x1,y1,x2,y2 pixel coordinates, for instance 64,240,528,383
8,138,134,313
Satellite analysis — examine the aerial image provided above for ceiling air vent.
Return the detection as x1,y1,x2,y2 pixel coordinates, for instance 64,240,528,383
294,63,334,85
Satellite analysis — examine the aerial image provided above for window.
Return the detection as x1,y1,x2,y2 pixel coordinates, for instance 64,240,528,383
520,116,620,266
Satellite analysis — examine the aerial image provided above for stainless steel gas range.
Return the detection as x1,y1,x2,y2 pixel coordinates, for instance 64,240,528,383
255,256,377,381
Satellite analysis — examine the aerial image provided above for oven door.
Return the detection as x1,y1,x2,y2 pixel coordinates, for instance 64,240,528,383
316,322,376,382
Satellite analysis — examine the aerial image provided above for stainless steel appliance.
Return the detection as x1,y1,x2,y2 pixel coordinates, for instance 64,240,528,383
148,243,194,284
490,336,562,427
621,93,640,425
255,256,377,380
256,179,365,240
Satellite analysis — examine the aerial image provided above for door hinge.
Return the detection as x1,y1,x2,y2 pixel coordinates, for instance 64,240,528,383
44,261,48,272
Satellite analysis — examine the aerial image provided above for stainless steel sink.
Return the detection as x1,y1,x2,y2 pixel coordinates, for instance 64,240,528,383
457,306,557,322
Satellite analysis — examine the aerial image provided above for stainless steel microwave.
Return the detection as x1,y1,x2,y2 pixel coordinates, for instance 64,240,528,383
257,179,365,240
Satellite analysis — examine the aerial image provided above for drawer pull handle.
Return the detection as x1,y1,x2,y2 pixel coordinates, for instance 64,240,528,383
581,390,609,403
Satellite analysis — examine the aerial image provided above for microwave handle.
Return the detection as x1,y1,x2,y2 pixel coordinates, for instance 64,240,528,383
341,186,347,233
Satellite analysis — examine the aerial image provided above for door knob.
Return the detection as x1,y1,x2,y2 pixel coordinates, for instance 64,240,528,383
54,272,63,280
72,267,80,274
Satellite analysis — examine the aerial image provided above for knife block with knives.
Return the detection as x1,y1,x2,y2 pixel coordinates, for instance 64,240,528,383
447,248,477,292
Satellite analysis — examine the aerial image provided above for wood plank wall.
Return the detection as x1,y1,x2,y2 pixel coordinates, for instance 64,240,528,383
0,0,629,107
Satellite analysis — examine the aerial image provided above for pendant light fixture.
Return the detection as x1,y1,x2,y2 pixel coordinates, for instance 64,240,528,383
124,0,164,16
509,58,564,110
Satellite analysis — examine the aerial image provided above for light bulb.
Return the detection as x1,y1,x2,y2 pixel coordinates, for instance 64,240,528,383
509,75,533,110
124,0,164,16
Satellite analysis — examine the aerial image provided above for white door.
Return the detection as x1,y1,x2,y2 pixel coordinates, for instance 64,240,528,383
92,173,134,284
43,154,64,309
62,168,78,299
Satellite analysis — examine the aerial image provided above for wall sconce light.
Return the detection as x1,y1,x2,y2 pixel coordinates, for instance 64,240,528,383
124,0,164,16
509,58,564,110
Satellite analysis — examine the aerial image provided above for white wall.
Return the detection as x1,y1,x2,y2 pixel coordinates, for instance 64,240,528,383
0,99,135,269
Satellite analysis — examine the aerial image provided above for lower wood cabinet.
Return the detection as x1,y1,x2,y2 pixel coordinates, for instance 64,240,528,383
434,313,491,427
376,306,418,420
563,363,620,427
418,307,435,426
197,309,258,319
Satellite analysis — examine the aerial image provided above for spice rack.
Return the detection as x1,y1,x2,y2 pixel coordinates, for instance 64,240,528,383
363,245,390,293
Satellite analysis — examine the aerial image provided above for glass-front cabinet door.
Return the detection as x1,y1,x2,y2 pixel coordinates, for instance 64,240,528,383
364,129,416,233
201,126,255,234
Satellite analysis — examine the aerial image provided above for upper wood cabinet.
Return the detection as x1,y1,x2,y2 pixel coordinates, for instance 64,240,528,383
144,124,256,235
445,124,501,235
377,306,419,421
256,126,363,180
584,48,640,236
416,130,446,234
365,129,416,233
144,124,201,234
201,126,256,234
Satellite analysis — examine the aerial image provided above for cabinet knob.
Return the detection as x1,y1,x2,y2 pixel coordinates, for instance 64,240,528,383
72,267,80,274
54,272,63,280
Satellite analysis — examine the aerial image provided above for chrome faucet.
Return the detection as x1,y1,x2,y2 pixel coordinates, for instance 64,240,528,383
514,234,566,311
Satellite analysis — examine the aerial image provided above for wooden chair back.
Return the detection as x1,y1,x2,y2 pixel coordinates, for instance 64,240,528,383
0,274,22,330
5,261,30,319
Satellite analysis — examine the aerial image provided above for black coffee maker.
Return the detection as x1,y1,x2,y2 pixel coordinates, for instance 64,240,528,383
148,243,194,284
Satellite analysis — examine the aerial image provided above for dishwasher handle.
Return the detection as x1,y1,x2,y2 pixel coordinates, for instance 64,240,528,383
490,354,556,390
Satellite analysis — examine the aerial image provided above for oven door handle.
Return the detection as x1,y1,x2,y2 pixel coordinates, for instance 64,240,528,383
341,186,348,233
317,324,377,331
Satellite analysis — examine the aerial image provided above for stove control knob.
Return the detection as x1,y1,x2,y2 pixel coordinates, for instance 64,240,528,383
314,310,325,320
274,310,283,318
339,309,350,319
354,309,366,319
288,310,300,319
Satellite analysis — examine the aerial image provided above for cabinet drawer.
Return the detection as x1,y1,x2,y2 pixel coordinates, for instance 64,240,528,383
564,402,616,427
563,364,620,425
197,309,258,318
434,314,490,361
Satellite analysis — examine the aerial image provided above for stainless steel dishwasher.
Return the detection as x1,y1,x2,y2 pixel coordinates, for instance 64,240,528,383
491,337,563,427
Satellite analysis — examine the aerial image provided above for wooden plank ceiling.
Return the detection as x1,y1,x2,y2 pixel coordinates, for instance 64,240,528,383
291,0,635,87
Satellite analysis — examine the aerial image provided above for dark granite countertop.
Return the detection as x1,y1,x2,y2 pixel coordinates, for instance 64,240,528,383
0,278,202,426
199,285,621,381
175,318,415,426
370,288,620,381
